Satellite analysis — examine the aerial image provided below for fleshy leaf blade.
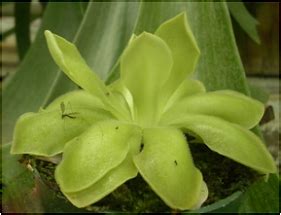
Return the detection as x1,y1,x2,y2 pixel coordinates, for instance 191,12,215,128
11,102,111,157
11,90,112,156
120,32,173,127
63,133,141,208
133,127,204,210
172,114,276,174
64,155,138,208
162,90,264,129
55,120,141,193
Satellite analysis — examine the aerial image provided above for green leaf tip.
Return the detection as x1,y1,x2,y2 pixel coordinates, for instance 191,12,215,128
44,30,65,66
155,11,200,77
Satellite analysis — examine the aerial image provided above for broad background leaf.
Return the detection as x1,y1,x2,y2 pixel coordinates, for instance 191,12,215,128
186,2,251,94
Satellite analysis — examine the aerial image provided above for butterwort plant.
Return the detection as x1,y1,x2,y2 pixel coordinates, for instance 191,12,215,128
11,13,276,210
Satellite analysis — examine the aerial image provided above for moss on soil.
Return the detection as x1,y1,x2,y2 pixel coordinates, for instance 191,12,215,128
25,134,262,212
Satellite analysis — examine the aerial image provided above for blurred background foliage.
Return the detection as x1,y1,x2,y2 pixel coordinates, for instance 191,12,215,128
1,2,279,77
1,1,279,213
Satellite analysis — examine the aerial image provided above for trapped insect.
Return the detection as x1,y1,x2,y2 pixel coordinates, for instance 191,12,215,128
60,102,79,119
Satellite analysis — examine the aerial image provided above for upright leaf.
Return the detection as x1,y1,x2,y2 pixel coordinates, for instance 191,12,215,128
45,2,140,103
127,2,252,95
14,1,32,60
120,33,173,126
44,30,109,102
155,13,200,96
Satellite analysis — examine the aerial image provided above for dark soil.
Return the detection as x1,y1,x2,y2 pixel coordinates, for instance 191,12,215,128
27,134,261,213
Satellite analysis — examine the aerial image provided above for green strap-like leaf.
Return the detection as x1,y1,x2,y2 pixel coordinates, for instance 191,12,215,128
63,133,141,208
11,91,112,156
55,120,141,193
14,2,31,60
227,2,260,44
155,12,200,97
172,114,276,174
44,30,109,102
162,90,264,129
185,2,251,94
133,127,204,210
120,33,173,127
